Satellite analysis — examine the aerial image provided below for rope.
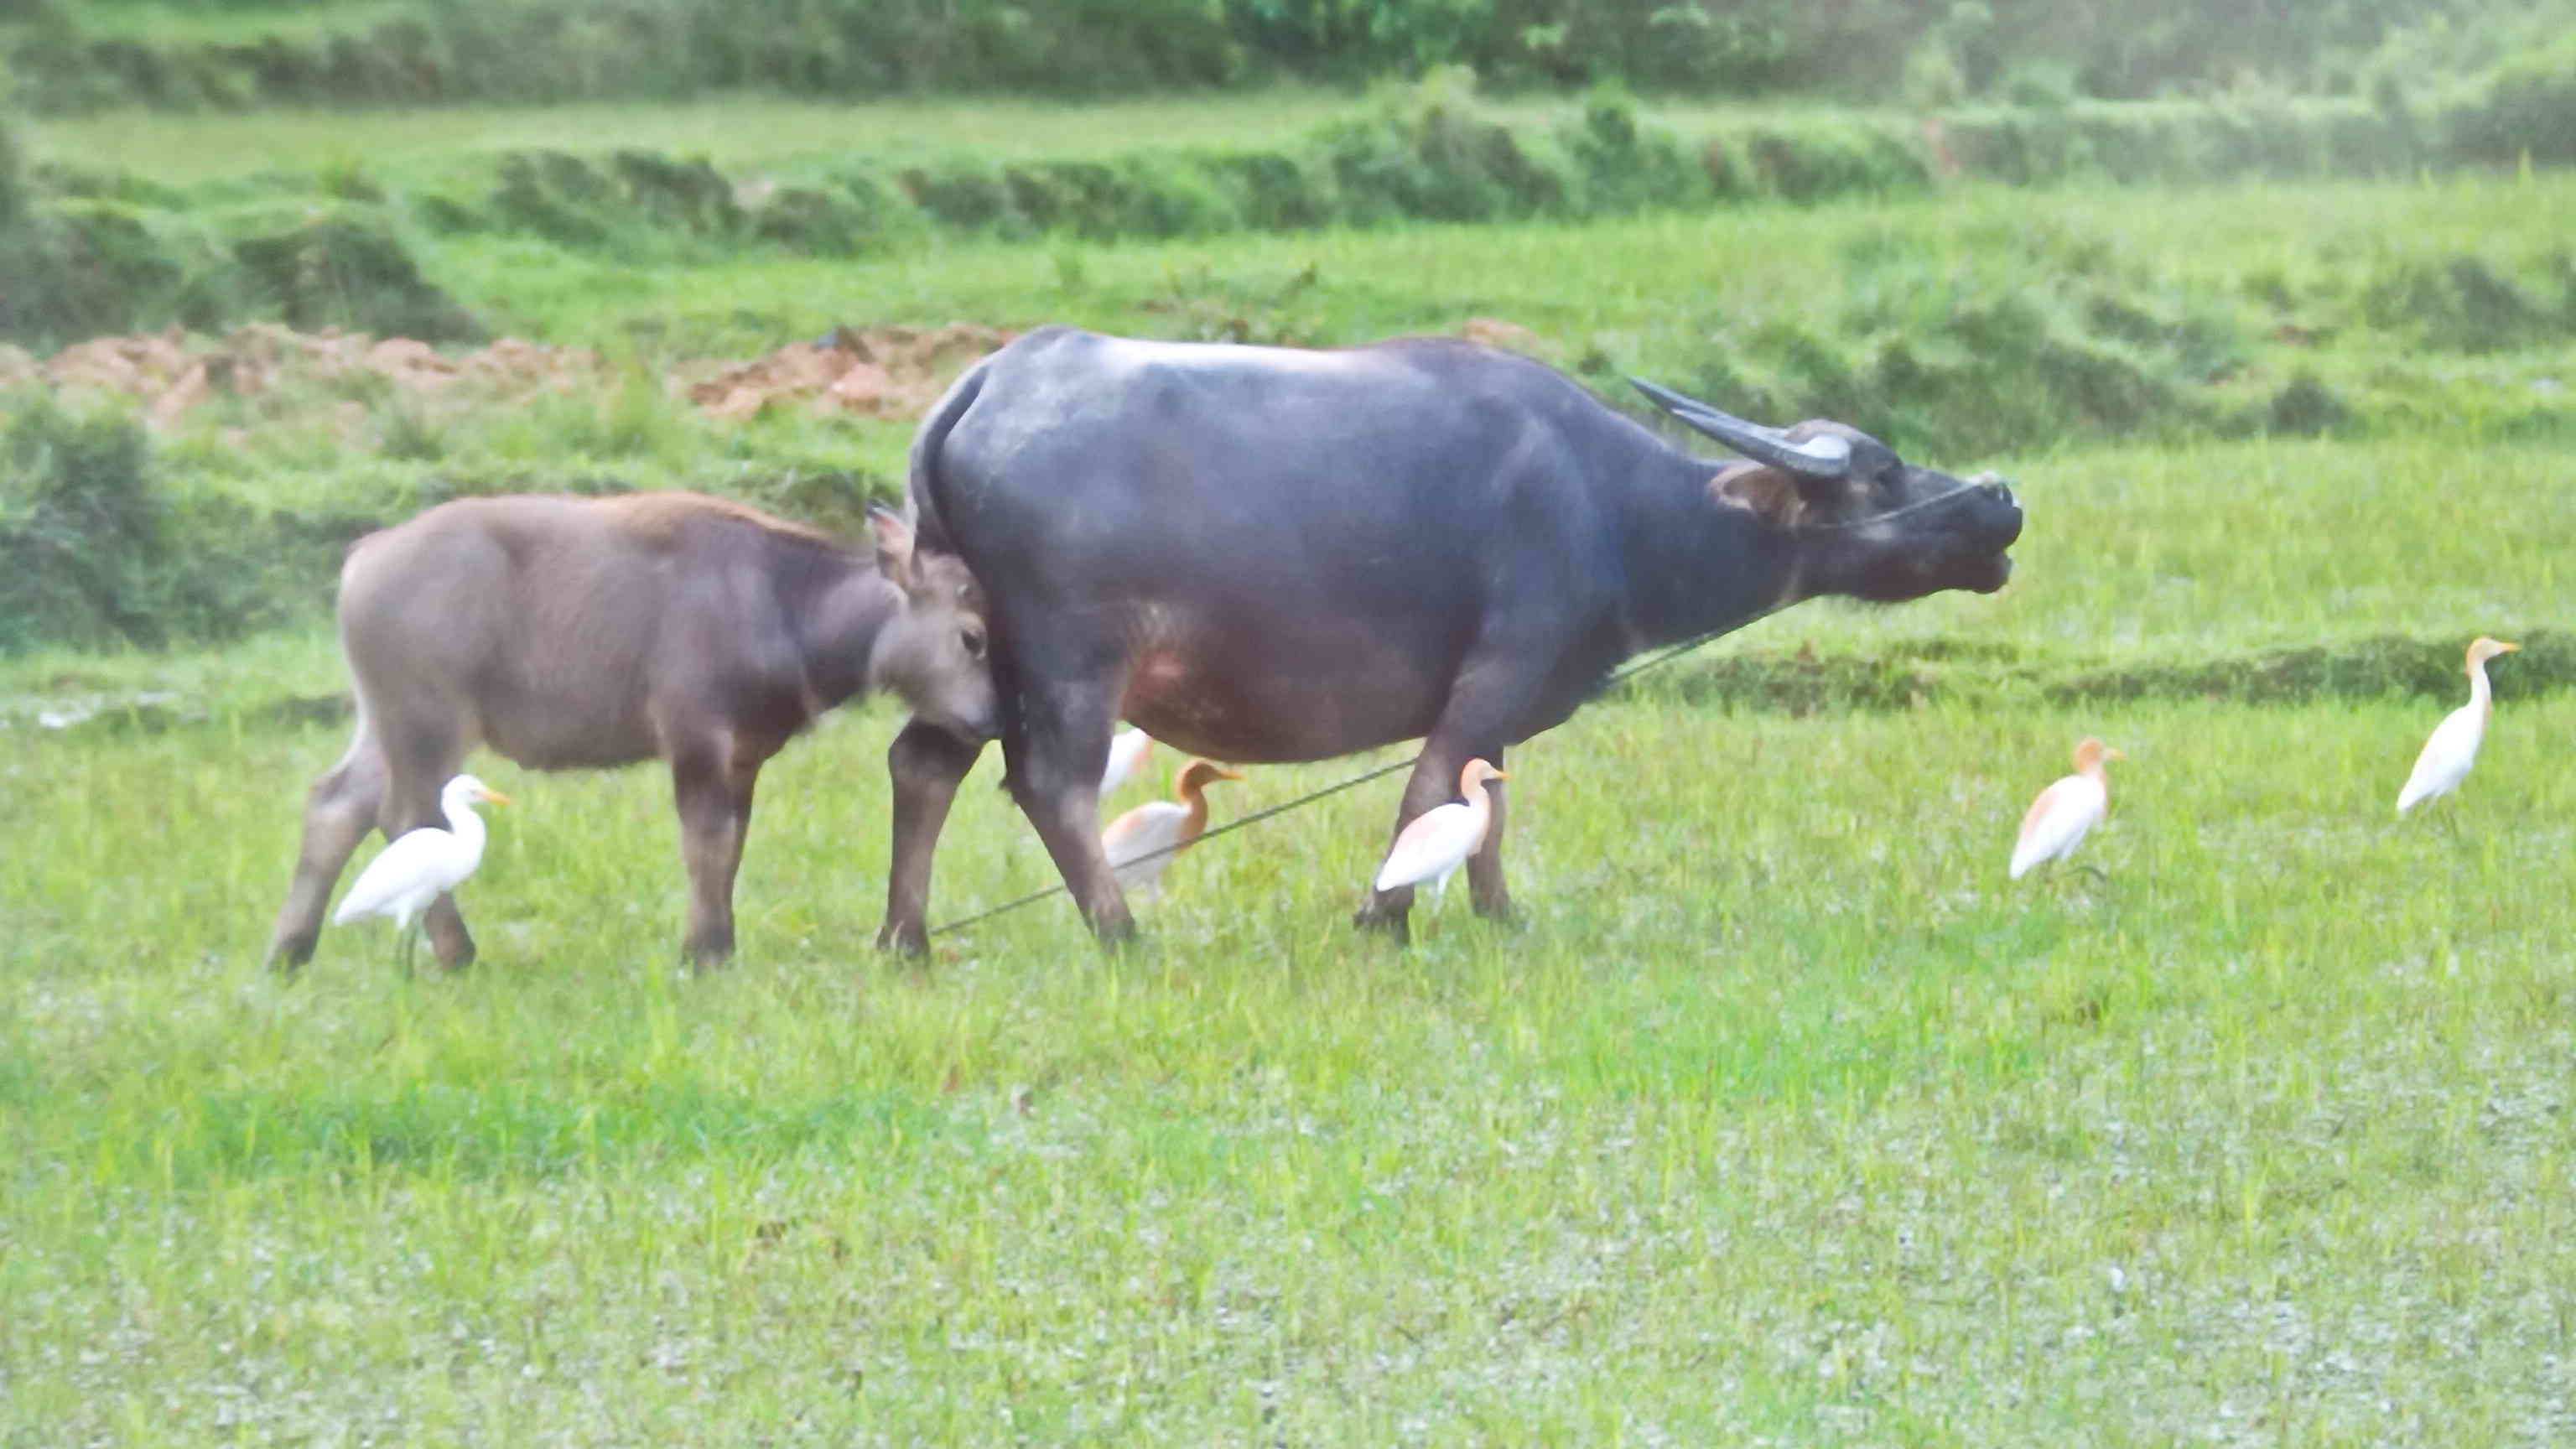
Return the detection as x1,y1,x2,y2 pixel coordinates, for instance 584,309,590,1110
923,621,1754,938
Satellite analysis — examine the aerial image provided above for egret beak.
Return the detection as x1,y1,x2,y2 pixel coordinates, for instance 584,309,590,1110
480,788,514,806
2104,749,2127,762
2496,641,2522,652
1490,770,1510,781
1213,764,1246,781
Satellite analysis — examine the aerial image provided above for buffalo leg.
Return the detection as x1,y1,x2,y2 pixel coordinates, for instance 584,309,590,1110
1008,676,1135,946
877,719,984,956
1352,738,1474,943
1465,770,1514,922
673,748,759,969
1356,666,1533,937
267,727,390,969
381,734,476,971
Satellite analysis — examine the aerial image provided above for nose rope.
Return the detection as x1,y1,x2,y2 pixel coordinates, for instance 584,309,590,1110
1795,478,2003,533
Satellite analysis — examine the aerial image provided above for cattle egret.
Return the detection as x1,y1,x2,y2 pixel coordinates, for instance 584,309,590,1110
1100,728,1156,797
1374,759,1509,899
2397,636,2520,818
1101,759,1244,895
334,773,510,967
2009,738,2122,880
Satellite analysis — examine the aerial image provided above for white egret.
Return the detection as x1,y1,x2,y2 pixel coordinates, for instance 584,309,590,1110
1373,759,1507,899
2397,636,2519,818
2009,738,2122,880
1100,728,1156,798
334,773,511,968
1101,759,1243,896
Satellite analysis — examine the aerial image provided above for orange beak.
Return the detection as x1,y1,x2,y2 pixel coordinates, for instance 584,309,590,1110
480,788,514,806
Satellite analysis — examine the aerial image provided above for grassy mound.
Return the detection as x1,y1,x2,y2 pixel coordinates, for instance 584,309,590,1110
0,399,354,652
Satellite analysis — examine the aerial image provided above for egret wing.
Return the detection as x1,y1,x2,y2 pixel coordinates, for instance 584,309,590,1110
335,828,454,922
1104,800,1189,890
2008,775,2104,879
1374,802,1483,892
1101,730,1152,797
2397,704,2481,813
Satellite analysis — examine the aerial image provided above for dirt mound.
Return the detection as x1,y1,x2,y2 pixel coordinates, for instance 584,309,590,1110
685,323,1014,422
30,326,600,428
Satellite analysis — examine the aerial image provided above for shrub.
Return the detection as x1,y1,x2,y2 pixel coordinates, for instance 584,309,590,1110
229,210,480,340
0,399,163,651
0,201,243,346
1556,93,1711,215
0,117,22,229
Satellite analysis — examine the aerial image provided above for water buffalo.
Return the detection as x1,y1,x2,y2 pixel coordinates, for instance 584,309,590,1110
268,491,995,971
877,327,2023,948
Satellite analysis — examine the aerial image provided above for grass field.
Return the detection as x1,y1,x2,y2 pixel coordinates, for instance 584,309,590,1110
8,684,2574,1441
8,84,2576,1443
21,86,1891,187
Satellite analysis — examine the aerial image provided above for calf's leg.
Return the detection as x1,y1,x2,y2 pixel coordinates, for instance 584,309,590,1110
673,745,760,968
267,725,390,969
877,719,985,956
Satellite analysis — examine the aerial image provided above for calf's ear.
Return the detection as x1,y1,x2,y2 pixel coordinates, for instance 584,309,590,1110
869,506,917,591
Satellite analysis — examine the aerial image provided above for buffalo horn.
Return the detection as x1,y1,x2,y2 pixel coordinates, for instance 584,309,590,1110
1626,377,1852,480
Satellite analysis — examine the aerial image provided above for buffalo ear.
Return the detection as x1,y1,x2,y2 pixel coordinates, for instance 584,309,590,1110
1710,462,1805,528
868,506,917,591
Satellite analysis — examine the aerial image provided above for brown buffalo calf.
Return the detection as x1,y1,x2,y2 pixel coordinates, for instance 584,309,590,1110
269,491,995,971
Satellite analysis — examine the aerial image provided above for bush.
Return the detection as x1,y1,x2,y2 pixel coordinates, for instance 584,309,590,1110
2439,40,2576,165
0,398,361,652
0,400,163,651
229,210,480,340
0,117,23,230
0,201,243,347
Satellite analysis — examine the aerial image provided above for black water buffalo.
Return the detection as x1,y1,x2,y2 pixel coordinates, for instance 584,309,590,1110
876,327,2022,948
269,491,995,971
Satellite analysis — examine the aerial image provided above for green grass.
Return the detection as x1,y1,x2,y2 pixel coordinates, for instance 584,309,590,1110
7,681,2573,1441
7,407,2574,1439
20,88,1881,189
12,91,2576,1440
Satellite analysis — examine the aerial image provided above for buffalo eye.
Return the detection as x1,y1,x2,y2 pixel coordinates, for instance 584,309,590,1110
961,623,987,661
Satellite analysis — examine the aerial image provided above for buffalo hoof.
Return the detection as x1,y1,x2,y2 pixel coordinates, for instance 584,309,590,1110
875,922,932,958
267,936,316,974
1351,904,1412,945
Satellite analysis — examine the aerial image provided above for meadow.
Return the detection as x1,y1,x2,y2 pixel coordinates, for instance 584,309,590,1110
7,85,2576,1446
